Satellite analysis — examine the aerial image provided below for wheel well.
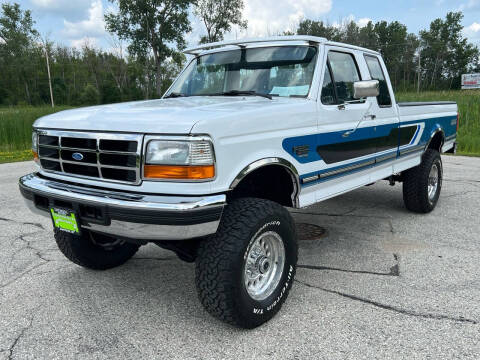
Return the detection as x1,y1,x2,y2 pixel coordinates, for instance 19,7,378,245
228,165,297,207
427,131,444,152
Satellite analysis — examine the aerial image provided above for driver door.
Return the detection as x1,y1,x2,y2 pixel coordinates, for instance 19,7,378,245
316,47,378,166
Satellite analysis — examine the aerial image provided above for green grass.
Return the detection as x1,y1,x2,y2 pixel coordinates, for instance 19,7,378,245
0,149,34,164
0,106,72,152
396,90,480,155
0,92,479,164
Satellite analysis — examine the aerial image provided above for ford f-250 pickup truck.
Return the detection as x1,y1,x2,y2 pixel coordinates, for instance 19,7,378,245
19,36,458,328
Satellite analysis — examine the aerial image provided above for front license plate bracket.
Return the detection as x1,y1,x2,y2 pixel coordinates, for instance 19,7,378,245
50,207,81,235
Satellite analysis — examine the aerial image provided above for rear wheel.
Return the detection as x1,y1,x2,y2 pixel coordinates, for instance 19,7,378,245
403,149,443,213
195,198,297,328
54,229,140,270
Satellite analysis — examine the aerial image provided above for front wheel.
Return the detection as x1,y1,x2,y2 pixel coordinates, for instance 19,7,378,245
403,149,443,213
195,198,298,328
54,229,140,270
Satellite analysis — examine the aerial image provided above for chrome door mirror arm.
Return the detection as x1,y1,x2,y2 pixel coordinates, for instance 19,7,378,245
342,101,376,138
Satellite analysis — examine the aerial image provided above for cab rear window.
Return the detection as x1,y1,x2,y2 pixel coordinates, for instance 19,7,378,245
364,55,392,107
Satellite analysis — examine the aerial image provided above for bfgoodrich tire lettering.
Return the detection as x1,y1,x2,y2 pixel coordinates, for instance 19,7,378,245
195,198,298,328
403,149,443,213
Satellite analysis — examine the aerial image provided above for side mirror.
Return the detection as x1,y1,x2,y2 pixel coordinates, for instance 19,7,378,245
353,80,379,99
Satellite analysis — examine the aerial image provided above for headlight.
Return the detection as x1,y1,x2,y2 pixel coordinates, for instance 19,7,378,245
32,131,39,164
32,131,38,152
144,139,215,180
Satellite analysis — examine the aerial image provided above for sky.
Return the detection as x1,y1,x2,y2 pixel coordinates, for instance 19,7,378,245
6,0,480,50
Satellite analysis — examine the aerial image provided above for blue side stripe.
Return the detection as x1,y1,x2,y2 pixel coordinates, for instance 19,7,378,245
300,152,383,180
300,148,423,188
283,115,456,165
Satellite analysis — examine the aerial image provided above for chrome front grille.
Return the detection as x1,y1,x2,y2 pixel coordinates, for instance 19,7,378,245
36,130,143,185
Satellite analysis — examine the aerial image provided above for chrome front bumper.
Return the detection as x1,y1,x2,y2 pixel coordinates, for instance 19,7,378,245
19,173,226,241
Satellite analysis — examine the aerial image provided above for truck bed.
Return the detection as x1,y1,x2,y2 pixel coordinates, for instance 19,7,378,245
396,100,458,155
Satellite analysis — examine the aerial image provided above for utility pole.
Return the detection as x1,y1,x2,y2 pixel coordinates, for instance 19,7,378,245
417,51,421,93
44,43,54,108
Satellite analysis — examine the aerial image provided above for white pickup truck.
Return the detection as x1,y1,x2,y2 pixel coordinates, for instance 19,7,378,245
20,36,458,328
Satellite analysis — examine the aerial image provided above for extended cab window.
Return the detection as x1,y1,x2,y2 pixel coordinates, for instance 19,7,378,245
364,55,392,107
327,51,360,103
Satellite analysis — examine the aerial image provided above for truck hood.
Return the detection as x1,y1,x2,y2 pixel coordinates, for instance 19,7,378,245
34,97,295,134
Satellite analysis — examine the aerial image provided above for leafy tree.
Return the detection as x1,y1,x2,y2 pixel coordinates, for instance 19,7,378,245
101,82,122,104
194,0,247,44
0,3,38,52
342,20,360,46
80,84,100,105
105,0,191,96
0,2,39,104
420,12,478,89
296,18,422,91
358,21,377,50
1,2,479,106
374,21,410,89
297,19,342,42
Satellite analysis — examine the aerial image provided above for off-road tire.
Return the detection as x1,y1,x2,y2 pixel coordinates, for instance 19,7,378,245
403,149,443,213
54,229,140,270
195,198,298,329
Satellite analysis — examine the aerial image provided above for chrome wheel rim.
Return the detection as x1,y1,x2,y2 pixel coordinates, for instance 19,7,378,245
244,231,285,301
428,164,439,202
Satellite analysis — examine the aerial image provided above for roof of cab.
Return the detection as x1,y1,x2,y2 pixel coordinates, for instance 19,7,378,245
183,35,380,56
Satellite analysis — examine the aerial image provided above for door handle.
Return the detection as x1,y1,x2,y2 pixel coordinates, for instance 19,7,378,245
343,114,377,138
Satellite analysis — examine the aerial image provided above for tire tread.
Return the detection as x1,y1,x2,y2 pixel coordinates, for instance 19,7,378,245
54,229,140,270
195,198,297,328
403,149,442,213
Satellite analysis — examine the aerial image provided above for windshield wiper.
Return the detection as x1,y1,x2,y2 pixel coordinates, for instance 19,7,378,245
209,90,273,100
164,92,188,98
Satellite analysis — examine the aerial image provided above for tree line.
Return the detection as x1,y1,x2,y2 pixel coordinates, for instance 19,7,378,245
0,1,478,107
295,12,479,91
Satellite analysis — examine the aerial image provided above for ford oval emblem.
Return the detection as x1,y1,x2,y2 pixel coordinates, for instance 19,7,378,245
72,152,84,161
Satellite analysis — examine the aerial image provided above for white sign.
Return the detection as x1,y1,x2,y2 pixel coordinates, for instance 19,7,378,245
462,74,480,89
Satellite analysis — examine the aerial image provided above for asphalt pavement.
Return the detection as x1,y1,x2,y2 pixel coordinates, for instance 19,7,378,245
1,156,479,359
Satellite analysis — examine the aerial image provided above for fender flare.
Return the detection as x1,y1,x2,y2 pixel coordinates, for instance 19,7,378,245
229,158,300,208
425,127,445,152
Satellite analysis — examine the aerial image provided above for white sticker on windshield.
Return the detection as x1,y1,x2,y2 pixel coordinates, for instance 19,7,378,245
270,85,309,97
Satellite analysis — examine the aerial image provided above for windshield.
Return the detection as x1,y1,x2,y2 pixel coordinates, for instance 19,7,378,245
166,46,318,98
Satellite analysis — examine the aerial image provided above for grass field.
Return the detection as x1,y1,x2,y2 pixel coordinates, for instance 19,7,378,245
0,91,478,164
396,90,480,155
0,106,72,163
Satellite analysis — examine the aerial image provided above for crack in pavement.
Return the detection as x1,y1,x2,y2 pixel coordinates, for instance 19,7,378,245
295,279,478,325
444,178,480,184
443,179,480,190
6,311,37,360
291,210,392,220
0,217,46,231
15,234,52,263
1,234,54,289
31,264,72,277
298,264,399,277
299,253,400,277
442,191,480,199
295,254,477,324
131,256,178,262
0,261,48,290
